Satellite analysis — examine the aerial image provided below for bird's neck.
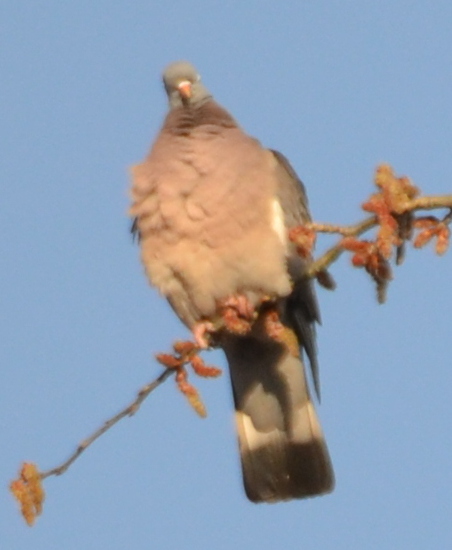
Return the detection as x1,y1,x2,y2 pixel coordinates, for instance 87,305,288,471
165,101,238,136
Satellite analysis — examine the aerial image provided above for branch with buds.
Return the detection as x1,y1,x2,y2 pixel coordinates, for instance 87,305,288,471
10,164,451,525
293,164,451,302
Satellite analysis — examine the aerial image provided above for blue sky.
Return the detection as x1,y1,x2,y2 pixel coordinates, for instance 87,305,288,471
2,2,451,549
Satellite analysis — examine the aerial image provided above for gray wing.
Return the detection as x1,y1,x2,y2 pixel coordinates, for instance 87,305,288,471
270,149,322,398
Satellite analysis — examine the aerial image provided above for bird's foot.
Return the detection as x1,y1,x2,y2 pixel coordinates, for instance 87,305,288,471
217,294,256,336
192,321,215,349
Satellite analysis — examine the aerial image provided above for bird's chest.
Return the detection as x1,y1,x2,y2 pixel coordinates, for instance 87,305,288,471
152,134,243,233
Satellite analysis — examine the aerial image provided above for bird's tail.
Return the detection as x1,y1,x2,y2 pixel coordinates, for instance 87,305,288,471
222,331,334,503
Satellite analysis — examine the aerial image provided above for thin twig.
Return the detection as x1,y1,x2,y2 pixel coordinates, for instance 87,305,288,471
40,369,174,480
306,216,377,276
308,217,377,236
409,195,452,210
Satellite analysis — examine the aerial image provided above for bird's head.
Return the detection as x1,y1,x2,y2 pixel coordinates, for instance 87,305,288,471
162,61,212,109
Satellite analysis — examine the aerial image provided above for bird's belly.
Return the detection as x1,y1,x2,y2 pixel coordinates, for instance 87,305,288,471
141,215,292,327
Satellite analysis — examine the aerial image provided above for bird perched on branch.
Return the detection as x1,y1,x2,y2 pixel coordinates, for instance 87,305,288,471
130,61,334,502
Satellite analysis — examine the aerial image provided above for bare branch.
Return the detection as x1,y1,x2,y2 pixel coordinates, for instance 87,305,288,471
40,368,173,479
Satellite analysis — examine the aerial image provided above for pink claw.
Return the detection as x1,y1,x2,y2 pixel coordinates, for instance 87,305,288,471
192,321,215,349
